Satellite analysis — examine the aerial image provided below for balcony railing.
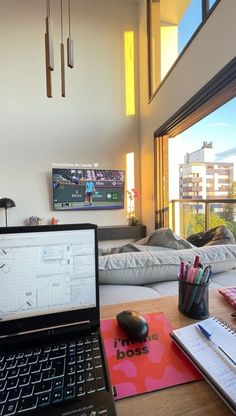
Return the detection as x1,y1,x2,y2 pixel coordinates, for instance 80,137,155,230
170,198,236,239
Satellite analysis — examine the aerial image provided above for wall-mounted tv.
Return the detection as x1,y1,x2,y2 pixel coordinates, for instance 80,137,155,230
53,168,125,210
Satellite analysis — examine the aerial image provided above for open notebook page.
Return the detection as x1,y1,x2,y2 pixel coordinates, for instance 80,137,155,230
171,318,236,410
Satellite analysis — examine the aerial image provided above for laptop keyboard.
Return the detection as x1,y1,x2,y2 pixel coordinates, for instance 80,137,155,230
0,333,106,416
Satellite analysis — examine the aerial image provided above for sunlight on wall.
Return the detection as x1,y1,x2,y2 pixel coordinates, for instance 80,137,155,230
124,31,135,116
161,25,178,80
126,152,135,213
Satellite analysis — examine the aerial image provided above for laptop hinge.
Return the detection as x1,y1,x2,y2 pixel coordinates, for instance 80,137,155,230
0,320,91,341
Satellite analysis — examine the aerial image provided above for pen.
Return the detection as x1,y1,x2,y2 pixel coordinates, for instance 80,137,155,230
197,323,236,367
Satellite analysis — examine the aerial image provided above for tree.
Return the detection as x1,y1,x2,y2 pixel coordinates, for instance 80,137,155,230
184,211,226,237
225,181,236,222
227,181,236,198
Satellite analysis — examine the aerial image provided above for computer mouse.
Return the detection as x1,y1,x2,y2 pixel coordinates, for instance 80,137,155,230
116,310,149,341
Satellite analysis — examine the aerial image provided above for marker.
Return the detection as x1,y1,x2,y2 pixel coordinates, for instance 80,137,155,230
186,269,204,313
193,255,200,269
179,261,185,280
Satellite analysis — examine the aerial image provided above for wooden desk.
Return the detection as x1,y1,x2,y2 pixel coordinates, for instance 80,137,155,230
100,290,235,416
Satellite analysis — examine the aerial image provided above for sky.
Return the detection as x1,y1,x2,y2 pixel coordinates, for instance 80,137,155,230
168,1,236,199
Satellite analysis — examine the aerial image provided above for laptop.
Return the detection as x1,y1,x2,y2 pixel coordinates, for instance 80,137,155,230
0,223,116,416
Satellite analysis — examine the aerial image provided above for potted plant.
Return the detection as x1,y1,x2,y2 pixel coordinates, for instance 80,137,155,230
127,188,139,226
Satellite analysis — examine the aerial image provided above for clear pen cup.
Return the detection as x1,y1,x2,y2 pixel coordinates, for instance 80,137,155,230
177,275,210,320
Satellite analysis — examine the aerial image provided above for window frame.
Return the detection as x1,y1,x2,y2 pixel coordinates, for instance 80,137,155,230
147,0,221,101
154,57,236,229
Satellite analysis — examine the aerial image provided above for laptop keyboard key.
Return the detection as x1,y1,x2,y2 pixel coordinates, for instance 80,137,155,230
76,373,84,384
76,383,85,396
30,373,41,384
34,380,52,394
76,362,84,372
38,392,51,407
0,391,8,404
30,363,41,374
86,381,95,394
85,361,93,371
51,389,63,403
18,376,30,387
7,369,19,380
8,388,21,401
3,400,17,415
21,385,34,398
67,365,75,375
0,382,6,392
53,377,64,389
0,373,6,382
94,357,102,368
38,354,48,363
28,356,38,365
6,356,14,362
96,378,105,391
5,363,15,371
86,371,94,381
6,379,18,390
17,359,28,368
18,396,38,413
66,374,75,386
19,367,30,377
50,351,65,360
41,361,52,372
64,385,75,400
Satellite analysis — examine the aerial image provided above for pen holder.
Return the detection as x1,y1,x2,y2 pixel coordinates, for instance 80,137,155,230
178,276,210,320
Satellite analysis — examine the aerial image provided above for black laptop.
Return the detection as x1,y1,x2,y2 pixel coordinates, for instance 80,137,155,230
0,223,116,416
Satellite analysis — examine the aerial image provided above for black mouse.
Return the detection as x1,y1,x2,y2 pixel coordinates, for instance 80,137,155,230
116,310,149,341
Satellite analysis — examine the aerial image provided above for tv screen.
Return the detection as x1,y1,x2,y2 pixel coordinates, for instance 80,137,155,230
52,168,125,210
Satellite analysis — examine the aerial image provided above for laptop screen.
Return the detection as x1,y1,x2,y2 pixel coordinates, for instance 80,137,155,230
0,224,98,334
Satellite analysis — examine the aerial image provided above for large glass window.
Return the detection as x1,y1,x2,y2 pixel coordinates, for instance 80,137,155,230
148,0,219,98
178,1,202,53
169,98,236,238
209,0,218,8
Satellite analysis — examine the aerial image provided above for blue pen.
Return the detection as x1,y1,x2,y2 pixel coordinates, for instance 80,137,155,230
197,324,236,367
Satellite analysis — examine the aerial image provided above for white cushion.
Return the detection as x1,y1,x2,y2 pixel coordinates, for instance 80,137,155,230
99,244,236,285
99,285,161,305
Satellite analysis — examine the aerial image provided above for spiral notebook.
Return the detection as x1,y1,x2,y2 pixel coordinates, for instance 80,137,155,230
170,317,236,414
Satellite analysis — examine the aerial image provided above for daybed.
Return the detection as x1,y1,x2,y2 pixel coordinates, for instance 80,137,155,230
98,227,236,306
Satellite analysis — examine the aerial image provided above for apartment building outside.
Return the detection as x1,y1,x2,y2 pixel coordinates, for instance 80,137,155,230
179,142,234,200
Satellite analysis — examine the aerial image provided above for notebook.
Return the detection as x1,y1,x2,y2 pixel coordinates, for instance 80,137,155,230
101,312,201,400
170,317,236,414
0,223,116,416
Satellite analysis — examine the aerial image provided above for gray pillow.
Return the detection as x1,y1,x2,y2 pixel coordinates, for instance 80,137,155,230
135,228,195,250
187,226,235,247
99,244,236,285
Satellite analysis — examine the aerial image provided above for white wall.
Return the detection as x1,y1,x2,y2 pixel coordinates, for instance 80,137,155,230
139,0,236,233
0,0,140,227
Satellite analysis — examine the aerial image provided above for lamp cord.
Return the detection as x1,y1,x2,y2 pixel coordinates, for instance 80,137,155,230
68,0,71,38
61,0,63,42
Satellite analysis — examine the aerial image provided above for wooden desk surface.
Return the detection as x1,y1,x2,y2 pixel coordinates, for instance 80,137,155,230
100,290,236,416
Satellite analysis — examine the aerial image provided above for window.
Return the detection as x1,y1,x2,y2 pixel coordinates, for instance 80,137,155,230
209,0,217,8
147,0,220,98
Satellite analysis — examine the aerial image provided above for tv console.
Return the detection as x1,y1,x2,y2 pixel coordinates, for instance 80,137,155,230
98,224,146,241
